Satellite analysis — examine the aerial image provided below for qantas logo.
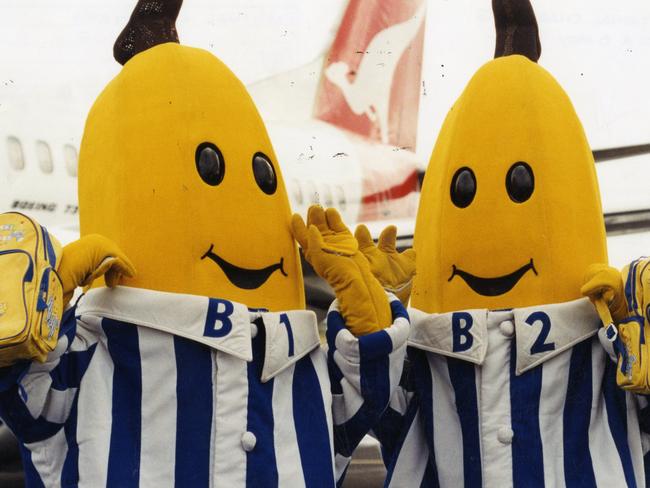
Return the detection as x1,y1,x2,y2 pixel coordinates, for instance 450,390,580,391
324,2,426,144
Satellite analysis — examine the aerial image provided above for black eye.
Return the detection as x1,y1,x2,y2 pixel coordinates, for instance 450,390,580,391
506,162,534,203
195,142,224,186
252,152,277,195
450,167,476,208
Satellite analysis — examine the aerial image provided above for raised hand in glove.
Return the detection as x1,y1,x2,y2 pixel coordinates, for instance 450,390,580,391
291,206,391,336
58,234,136,305
355,224,415,305
581,263,627,324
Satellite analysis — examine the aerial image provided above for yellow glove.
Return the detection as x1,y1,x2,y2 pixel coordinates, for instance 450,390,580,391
355,224,416,305
580,263,627,324
291,206,391,336
58,234,136,305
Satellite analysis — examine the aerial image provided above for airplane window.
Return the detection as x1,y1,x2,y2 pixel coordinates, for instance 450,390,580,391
335,185,347,211
305,181,319,204
6,136,25,170
64,144,78,177
381,189,391,217
35,141,53,174
323,185,333,207
292,180,304,206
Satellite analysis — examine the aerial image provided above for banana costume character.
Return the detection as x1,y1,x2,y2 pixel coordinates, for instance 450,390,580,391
0,1,409,486
361,1,650,486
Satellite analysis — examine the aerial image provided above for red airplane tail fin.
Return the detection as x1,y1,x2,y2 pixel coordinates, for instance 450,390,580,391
314,0,426,151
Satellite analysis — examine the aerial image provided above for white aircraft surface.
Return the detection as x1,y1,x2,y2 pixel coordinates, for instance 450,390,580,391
1,0,649,265
1,2,649,486
0,0,426,248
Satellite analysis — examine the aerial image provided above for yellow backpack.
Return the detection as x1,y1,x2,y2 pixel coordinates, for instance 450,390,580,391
598,258,650,393
0,212,64,367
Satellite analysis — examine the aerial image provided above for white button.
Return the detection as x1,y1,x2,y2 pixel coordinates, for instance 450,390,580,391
497,427,514,444
241,431,257,451
499,320,514,337
250,323,258,339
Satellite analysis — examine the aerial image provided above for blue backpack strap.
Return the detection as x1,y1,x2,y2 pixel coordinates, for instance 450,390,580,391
603,322,628,375
36,268,51,312
40,226,58,268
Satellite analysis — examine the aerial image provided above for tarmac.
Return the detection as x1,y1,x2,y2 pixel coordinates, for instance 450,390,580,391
342,437,386,487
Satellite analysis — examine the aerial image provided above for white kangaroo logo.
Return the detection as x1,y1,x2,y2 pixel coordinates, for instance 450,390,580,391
325,3,426,144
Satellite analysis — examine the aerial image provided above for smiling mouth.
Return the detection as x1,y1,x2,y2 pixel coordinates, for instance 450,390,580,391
201,244,287,290
448,259,538,296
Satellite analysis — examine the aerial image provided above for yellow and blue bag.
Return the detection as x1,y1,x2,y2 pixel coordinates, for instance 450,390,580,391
598,258,650,393
0,212,63,367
